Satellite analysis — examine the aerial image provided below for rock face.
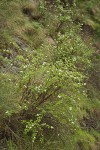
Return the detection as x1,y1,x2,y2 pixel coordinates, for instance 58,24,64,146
14,37,28,51
46,37,55,45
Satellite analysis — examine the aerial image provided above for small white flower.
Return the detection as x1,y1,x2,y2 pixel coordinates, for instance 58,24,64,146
5,111,9,114
42,62,46,65
23,65,27,68
69,107,72,111
20,71,23,73
58,95,61,98
24,85,27,88
51,126,54,129
73,99,76,103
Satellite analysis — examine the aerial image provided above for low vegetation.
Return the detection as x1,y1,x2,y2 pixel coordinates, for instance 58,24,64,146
0,0,100,149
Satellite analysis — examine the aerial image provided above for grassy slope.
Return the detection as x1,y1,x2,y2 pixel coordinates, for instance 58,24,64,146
0,0,100,149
